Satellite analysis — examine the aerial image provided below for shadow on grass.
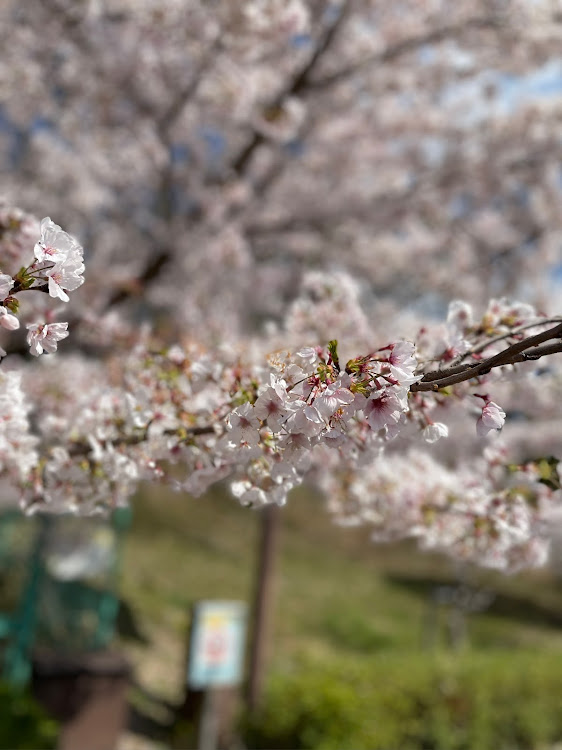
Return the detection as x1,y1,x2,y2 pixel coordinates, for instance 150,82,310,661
127,679,177,743
385,573,562,629
116,598,150,645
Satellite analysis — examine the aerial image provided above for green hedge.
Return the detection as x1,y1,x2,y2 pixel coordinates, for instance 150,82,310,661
242,650,562,750
0,683,58,749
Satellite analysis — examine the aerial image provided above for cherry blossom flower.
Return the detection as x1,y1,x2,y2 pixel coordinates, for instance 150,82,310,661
0,307,19,331
476,400,506,437
0,371,38,480
253,378,291,431
287,404,325,437
26,322,69,356
34,218,85,302
313,378,355,421
295,347,318,366
387,341,419,386
447,300,473,333
482,298,537,330
45,254,85,302
434,300,473,359
231,480,269,507
227,402,260,445
0,274,14,299
422,422,449,443
34,217,81,264
365,390,403,433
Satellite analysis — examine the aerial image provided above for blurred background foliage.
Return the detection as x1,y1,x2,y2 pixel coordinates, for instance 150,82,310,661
114,483,562,749
243,651,562,750
0,682,57,749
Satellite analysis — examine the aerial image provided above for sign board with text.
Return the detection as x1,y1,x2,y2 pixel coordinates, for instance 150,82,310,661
187,600,248,689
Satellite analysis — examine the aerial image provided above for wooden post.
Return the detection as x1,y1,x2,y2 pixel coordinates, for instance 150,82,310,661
246,504,280,712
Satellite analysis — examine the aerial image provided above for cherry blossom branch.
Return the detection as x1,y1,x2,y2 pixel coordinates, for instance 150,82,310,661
230,0,350,177
80,13,349,311
66,423,216,459
451,317,562,366
56,320,562,470
106,249,171,308
308,14,501,90
412,323,562,392
8,284,50,295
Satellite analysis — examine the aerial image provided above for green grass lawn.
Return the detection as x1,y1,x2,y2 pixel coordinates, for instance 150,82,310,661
118,481,562,705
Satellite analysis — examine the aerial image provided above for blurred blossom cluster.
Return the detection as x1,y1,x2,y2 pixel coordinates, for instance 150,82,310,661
0,0,561,570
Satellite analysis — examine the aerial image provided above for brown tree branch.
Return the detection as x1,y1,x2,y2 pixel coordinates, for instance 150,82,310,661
105,250,171,308
411,322,562,392
452,317,562,365
67,423,215,458
230,0,351,177
308,14,501,90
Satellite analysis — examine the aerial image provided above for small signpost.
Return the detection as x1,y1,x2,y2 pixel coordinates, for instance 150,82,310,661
187,601,247,750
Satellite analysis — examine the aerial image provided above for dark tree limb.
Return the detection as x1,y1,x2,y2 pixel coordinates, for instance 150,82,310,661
230,0,351,177
411,322,562,392
308,14,501,90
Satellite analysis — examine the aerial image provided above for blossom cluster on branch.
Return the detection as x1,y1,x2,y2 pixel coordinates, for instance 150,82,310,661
1,0,562,572
0,208,84,358
0,208,560,572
